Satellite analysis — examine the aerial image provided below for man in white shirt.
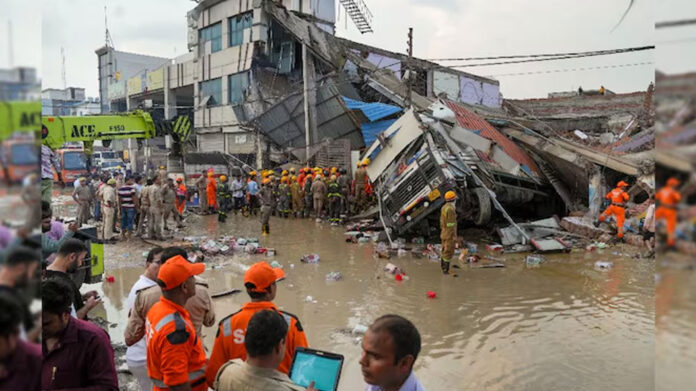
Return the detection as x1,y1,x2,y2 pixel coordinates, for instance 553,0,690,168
361,315,426,391
124,246,165,391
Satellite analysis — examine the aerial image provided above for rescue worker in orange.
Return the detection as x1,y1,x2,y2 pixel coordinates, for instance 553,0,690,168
145,255,207,391
205,261,308,388
175,178,187,215
206,172,217,214
655,177,682,248
598,180,630,240
440,191,458,274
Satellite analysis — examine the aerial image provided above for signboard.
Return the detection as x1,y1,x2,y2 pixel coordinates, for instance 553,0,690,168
147,67,164,90
127,75,142,95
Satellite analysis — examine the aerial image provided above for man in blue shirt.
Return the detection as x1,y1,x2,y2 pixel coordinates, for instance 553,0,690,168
361,315,426,391
247,172,259,216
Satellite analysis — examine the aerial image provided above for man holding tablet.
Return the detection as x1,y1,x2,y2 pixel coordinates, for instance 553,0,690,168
361,315,426,391
215,310,316,390
206,262,309,388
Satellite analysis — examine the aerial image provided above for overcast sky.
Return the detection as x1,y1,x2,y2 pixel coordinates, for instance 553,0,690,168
2,0,694,99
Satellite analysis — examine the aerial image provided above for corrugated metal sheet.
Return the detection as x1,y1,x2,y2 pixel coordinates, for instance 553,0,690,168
342,96,402,122
253,79,364,159
446,100,540,175
362,119,398,146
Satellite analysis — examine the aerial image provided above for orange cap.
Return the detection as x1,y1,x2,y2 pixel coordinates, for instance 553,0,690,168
176,177,183,182
157,255,205,290
667,177,680,187
244,262,286,293
617,181,629,187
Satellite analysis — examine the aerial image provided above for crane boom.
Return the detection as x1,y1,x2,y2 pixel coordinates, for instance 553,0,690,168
0,101,42,140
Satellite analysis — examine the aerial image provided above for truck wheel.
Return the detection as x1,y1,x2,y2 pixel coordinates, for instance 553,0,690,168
473,187,492,226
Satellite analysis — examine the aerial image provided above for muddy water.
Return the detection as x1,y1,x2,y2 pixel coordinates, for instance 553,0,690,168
656,255,696,391
87,212,655,391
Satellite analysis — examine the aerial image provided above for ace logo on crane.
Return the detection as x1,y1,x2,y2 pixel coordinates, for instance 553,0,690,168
71,124,97,138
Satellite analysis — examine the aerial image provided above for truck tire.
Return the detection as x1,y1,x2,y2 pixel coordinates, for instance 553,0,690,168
473,187,492,226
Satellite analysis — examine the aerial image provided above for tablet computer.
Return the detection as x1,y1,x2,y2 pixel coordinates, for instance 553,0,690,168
289,347,344,391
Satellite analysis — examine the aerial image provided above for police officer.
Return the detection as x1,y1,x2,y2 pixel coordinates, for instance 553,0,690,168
72,177,92,227
148,176,165,241
162,178,183,231
289,175,304,218
145,255,207,391
195,170,208,214
259,178,274,235
137,178,153,237
440,191,458,274
337,168,351,215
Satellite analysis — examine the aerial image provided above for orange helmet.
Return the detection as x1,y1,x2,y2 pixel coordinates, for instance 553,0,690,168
666,177,680,187
617,181,629,188
445,191,457,201
291,175,297,181
330,167,337,173
176,177,183,182
207,172,214,177
249,170,257,177
262,178,271,185
220,175,227,182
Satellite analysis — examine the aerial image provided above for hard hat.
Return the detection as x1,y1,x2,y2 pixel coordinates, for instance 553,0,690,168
617,181,629,187
208,172,214,177
331,167,337,173
363,158,371,166
79,177,86,182
304,167,311,173
330,175,337,181
445,191,457,201
291,175,297,181
160,165,165,169
290,167,296,173
282,170,289,176
262,178,271,185
667,177,680,187
314,167,321,172
220,175,227,182
117,166,121,170
249,170,257,176
176,177,183,182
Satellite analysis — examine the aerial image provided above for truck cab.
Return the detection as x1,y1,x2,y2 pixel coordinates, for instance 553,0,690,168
0,138,39,183
53,148,88,185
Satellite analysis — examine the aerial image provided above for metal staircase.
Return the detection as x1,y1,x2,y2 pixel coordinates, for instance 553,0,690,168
340,0,374,34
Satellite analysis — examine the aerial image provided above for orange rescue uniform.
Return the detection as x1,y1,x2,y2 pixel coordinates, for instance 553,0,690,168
599,187,630,238
655,185,681,246
175,183,187,214
205,301,308,387
206,177,217,210
146,297,207,391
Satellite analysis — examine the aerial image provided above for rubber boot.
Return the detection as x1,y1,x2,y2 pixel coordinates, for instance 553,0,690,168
440,258,450,274
266,224,270,235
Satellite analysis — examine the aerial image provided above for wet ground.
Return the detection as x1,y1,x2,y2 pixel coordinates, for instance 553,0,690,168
80,208,659,391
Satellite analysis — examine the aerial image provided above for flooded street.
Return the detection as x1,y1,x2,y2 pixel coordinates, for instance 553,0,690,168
656,256,696,391
84,210,656,391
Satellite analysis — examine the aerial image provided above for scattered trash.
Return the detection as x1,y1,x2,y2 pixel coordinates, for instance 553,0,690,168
426,291,437,299
270,261,283,269
384,263,404,275
395,274,403,281
305,295,314,302
266,248,276,257
465,243,478,254
357,237,371,243
237,238,248,246
326,272,342,281
525,254,545,266
467,255,481,263
397,248,408,257
412,237,425,244
352,324,368,335
211,265,223,270
290,263,295,268
594,261,613,270
301,254,320,264
106,275,115,283
485,244,504,252
586,242,609,252
472,263,506,268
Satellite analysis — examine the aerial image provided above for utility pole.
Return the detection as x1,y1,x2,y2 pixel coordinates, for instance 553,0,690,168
61,47,67,89
302,43,317,165
406,27,413,109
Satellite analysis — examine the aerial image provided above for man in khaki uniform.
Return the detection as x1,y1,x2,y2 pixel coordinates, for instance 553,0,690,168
158,165,168,181
311,176,327,220
440,191,458,274
72,177,92,227
162,178,183,231
136,178,153,236
147,176,165,240
214,310,314,391
353,160,368,213
102,179,118,240
124,247,215,346
195,170,208,214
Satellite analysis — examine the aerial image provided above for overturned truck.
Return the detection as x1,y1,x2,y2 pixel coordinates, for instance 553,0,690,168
364,106,555,237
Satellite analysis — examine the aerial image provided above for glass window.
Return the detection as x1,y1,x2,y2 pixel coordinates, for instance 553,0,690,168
200,78,223,106
63,151,87,170
228,72,250,106
199,22,222,53
229,12,253,47
10,143,39,165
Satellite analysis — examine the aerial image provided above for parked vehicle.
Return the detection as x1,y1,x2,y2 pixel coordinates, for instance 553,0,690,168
53,148,88,186
98,159,125,174
93,149,119,168
0,138,39,183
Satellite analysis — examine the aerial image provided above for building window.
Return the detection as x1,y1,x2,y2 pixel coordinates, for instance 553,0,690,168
199,22,222,53
228,72,250,106
229,12,252,47
200,78,222,106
